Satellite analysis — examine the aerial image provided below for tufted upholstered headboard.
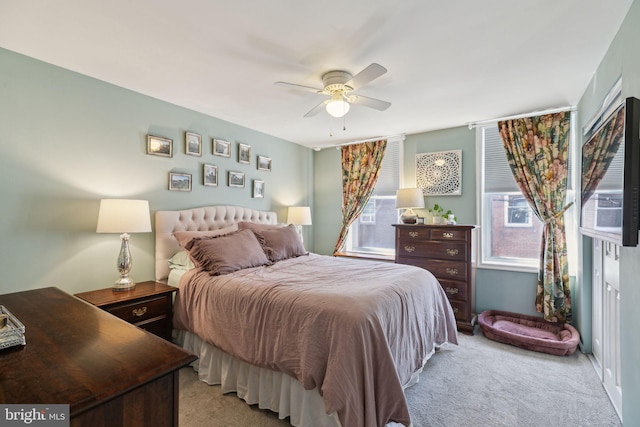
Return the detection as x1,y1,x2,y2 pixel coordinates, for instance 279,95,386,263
155,205,278,282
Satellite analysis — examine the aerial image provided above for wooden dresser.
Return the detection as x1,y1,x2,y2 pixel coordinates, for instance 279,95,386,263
393,224,476,334
0,287,196,426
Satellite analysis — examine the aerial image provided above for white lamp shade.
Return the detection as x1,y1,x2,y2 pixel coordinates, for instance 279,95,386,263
396,188,425,209
96,199,152,233
287,206,312,225
325,99,350,118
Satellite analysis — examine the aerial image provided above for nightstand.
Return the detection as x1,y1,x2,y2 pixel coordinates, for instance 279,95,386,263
75,281,177,341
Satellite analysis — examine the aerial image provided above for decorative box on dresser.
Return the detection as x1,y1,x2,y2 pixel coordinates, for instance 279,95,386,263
393,224,476,334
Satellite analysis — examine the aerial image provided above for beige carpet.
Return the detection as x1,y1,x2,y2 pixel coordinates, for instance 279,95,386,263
179,328,621,426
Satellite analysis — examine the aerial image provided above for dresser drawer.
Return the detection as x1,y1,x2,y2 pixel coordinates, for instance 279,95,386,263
439,279,468,301
396,227,431,241
106,295,169,324
430,228,469,242
397,240,468,261
449,300,470,322
399,258,468,281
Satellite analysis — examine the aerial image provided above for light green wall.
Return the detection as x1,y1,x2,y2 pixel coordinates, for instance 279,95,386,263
0,47,313,296
403,127,476,223
312,147,342,254
577,1,640,423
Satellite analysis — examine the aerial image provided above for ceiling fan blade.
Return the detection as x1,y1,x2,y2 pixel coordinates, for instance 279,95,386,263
274,81,324,94
344,63,387,90
304,99,329,117
350,94,391,111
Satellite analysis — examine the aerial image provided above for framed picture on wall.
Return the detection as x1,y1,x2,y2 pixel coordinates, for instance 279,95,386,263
147,135,173,157
228,171,245,188
169,172,192,191
253,180,264,198
238,143,251,164
185,132,202,156
416,149,462,196
257,155,272,171
204,164,218,187
213,139,231,157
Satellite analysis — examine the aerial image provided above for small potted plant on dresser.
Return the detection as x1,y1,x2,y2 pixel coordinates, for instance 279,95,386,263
428,204,444,223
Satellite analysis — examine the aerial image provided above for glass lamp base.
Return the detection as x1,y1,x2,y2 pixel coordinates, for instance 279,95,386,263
113,277,135,291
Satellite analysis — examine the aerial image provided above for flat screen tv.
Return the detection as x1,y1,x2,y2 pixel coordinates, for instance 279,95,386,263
580,96,640,246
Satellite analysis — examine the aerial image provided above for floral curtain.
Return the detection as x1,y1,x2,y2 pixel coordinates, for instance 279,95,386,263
333,139,387,254
497,112,572,322
581,105,625,205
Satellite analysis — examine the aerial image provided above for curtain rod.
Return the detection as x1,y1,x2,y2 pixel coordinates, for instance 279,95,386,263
334,134,405,149
467,106,576,129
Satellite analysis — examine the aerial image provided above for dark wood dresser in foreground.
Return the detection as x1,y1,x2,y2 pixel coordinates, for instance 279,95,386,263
0,287,196,427
394,224,476,334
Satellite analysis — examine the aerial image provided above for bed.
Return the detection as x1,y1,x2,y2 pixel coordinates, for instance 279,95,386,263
156,205,458,427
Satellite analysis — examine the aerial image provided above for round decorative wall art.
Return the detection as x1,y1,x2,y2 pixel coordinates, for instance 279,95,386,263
416,149,462,196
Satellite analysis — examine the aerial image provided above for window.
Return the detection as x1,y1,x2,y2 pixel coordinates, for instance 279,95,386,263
345,138,401,256
478,117,577,272
595,192,622,230
360,199,377,224
479,125,544,270
504,195,533,227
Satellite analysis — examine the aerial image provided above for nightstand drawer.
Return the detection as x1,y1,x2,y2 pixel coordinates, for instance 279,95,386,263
106,295,169,324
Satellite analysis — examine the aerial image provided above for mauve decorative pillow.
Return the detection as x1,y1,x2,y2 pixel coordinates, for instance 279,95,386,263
173,224,238,248
253,224,308,262
185,229,270,275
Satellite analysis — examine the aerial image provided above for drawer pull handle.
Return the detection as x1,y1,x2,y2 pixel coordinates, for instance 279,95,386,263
409,231,419,238
446,268,459,276
445,287,459,295
443,232,454,239
453,307,459,313
404,245,415,253
132,307,147,317
446,249,459,256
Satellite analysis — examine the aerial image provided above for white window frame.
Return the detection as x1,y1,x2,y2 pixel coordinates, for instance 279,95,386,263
344,136,404,256
503,195,533,227
476,112,578,275
594,192,623,231
360,198,377,224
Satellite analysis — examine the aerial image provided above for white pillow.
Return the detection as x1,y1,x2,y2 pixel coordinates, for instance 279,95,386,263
168,251,195,271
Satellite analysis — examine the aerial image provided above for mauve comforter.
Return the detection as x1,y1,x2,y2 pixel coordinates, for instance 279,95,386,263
173,253,458,427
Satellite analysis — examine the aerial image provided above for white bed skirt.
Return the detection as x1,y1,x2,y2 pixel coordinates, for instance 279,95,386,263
174,330,417,427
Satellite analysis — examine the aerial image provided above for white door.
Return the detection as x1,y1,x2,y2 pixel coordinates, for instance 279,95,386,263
602,240,622,416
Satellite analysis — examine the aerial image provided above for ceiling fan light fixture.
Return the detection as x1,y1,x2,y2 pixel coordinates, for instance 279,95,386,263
326,99,350,118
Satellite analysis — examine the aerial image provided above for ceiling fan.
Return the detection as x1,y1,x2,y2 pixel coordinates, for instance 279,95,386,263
275,63,391,118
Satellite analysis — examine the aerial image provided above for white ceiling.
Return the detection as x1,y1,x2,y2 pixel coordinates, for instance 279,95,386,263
0,1,633,149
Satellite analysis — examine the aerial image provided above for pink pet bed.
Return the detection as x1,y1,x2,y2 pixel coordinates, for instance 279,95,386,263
478,310,580,356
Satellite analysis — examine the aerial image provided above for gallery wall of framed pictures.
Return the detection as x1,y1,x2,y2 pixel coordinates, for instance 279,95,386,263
146,131,272,198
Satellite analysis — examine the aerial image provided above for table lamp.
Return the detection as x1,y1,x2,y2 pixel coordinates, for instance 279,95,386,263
396,188,425,224
287,206,312,244
96,199,152,291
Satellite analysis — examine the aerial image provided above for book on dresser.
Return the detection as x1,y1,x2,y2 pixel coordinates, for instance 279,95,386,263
393,224,476,334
